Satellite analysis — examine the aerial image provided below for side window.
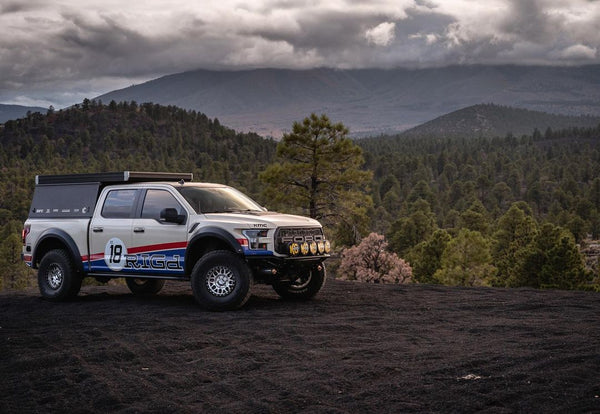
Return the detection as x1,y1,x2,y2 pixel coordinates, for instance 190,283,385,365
141,190,186,220
101,189,138,218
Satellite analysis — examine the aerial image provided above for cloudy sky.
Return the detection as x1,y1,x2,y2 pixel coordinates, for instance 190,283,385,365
1,0,599,108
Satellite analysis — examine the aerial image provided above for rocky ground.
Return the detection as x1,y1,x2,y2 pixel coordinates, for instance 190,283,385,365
1,279,599,413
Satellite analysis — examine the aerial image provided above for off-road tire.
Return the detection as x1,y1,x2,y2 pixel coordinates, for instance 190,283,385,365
126,278,165,295
273,264,326,300
38,249,82,301
191,250,253,311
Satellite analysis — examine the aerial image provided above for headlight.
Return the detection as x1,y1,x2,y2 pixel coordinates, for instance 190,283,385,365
324,240,331,254
242,229,268,250
309,241,318,255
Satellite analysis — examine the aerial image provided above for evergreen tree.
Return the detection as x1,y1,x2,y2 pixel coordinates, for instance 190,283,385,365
387,199,437,256
260,113,372,244
434,229,496,287
492,203,538,286
407,229,451,284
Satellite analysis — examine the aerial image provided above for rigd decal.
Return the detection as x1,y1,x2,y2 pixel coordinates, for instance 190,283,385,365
125,254,183,270
104,239,183,272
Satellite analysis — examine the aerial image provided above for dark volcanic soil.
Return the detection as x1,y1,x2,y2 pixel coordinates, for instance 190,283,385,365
1,279,599,413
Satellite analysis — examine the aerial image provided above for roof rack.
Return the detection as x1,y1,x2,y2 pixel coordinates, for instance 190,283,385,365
35,171,193,185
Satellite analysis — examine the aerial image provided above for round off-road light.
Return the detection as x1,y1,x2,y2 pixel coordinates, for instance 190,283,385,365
317,241,325,254
289,243,300,256
300,242,309,255
309,241,318,255
324,240,331,254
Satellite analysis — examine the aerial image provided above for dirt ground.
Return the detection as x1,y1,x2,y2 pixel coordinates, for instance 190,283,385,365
1,278,599,413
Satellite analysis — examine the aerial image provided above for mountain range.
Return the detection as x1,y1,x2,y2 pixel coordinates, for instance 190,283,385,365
0,104,46,123
95,65,600,137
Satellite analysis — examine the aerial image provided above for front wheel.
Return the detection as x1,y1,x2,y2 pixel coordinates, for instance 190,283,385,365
126,278,165,295
38,249,82,301
191,251,253,311
273,264,326,300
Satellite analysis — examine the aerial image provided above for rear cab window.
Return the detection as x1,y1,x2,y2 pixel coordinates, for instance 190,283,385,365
101,189,139,218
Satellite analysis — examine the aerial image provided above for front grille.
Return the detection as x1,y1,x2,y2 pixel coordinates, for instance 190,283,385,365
275,227,324,254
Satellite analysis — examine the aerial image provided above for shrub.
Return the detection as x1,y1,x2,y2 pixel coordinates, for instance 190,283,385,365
337,233,412,284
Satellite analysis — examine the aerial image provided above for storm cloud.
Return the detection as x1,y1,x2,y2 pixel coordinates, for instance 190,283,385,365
0,0,598,107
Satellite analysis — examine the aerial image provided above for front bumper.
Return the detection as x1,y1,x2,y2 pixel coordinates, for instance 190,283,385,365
246,254,329,283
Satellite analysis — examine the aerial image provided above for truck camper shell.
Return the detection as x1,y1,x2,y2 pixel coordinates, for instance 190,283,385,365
29,171,193,219
35,171,193,185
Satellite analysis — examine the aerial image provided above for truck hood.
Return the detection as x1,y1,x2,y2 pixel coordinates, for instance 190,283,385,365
197,211,321,229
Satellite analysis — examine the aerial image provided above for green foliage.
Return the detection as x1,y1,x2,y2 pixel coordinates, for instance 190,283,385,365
0,223,35,289
407,229,451,284
260,113,372,244
434,229,496,287
492,203,539,287
360,124,600,290
0,100,276,289
518,223,589,289
387,199,437,256
1,100,598,292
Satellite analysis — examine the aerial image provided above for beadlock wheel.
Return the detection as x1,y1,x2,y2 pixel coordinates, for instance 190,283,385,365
38,249,82,301
288,274,311,290
205,266,237,297
191,250,252,311
46,264,64,289
273,264,326,301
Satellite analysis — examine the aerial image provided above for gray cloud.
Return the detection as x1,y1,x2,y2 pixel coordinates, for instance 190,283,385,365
0,0,598,108
501,0,556,44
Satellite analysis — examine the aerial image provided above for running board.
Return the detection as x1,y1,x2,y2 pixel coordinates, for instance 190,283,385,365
88,272,190,281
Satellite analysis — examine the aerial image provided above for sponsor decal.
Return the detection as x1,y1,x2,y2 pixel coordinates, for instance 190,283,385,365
124,253,183,270
102,239,185,272
104,237,128,271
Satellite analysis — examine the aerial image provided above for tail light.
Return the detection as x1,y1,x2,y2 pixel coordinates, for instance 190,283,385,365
22,225,30,245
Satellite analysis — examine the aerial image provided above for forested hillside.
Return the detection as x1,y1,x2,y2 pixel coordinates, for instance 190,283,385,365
0,100,275,289
359,125,600,289
1,100,599,291
401,104,600,138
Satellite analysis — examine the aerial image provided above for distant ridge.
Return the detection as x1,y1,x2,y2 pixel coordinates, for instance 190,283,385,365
401,104,600,138
0,104,46,123
95,65,600,138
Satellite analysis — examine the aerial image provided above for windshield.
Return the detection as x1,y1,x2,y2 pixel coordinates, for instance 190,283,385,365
176,186,264,214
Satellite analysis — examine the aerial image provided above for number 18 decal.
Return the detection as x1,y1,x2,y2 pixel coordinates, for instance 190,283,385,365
104,238,128,271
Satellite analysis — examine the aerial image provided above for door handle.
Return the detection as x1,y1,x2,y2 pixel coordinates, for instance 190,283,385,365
133,227,145,233
92,227,103,233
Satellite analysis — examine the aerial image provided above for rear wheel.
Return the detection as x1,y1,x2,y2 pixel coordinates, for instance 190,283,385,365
273,264,326,300
126,278,165,295
191,250,252,311
38,249,82,301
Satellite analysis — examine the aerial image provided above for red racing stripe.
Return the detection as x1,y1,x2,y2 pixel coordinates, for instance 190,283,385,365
128,241,188,254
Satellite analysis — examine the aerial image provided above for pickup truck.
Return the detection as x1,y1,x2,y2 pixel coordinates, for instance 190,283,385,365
22,172,330,310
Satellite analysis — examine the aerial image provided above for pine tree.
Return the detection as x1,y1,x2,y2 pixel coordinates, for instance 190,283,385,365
260,113,372,243
434,229,496,286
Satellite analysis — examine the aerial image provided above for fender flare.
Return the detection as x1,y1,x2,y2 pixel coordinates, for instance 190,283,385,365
185,226,244,273
32,228,84,273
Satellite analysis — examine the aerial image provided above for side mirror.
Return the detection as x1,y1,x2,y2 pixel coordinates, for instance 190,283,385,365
160,208,186,224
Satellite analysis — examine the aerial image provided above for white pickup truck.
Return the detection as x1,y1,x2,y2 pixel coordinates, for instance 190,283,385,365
22,172,330,310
